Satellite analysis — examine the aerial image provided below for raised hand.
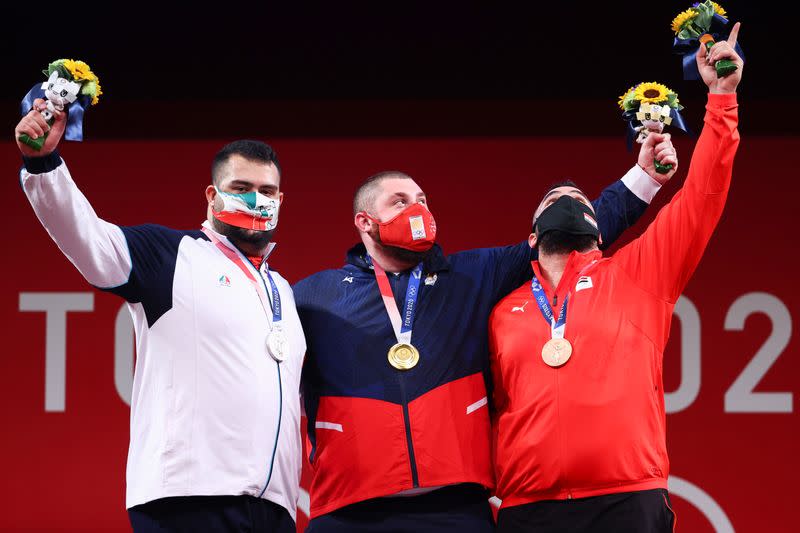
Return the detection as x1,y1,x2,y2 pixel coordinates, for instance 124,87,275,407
697,22,743,94
638,132,679,185
14,98,67,157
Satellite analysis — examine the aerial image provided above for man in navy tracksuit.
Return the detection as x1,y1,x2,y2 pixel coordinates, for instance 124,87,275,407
294,139,677,532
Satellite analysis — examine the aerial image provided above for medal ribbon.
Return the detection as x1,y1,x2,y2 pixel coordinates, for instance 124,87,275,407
530,261,597,340
530,274,568,340
202,227,281,325
370,258,423,345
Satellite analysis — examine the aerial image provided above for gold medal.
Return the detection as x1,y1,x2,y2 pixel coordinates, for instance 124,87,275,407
388,342,420,370
541,338,572,368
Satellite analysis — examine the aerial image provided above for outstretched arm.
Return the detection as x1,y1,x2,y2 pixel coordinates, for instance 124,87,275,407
614,23,743,302
16,100,133,289
470,134,680,304
592,134,679,249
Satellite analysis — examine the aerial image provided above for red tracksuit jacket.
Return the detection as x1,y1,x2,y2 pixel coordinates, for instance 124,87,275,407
489,93,739,509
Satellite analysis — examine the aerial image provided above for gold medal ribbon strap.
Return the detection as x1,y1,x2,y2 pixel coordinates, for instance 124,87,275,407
371,259,424,370
371,260,423,345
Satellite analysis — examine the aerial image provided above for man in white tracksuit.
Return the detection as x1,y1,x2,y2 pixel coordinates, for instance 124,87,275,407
15,99,304,533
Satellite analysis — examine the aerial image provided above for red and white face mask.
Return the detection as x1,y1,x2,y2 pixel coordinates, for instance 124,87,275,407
365,203,437,252
211,187,279,231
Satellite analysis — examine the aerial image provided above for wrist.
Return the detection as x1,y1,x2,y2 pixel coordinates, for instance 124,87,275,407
622,165,662,204
707,92,738,107
21,150,62,174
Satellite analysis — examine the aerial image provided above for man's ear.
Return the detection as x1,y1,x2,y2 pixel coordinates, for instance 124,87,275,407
528,232,538,249
205,185,217,206
354,212,374,234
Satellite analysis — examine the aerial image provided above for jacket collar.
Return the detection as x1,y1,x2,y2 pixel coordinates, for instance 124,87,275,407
345,242,451,274
531,248,602,298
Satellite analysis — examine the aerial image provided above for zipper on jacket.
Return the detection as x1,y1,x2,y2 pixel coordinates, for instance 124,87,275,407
554,361,570,504
259,362,283,497
553,294,558,308
398,374,420,487
257,271,284,498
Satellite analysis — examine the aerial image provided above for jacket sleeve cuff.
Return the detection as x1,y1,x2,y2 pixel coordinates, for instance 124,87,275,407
22,150,62,174
707,92,738,109
621,164,662,204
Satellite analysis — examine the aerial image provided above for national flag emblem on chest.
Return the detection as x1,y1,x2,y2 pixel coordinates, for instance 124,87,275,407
575,275,593,292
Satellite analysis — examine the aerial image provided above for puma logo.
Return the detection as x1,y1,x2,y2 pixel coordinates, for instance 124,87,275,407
512,302,529,313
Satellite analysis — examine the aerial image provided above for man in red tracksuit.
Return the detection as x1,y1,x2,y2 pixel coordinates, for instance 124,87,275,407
488,25,742,532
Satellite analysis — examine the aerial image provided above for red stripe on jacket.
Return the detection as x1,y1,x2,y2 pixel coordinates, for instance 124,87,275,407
309,372,494,517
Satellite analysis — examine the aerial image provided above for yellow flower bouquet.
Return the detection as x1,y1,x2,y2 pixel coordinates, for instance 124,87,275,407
18,59,102,151
618,82,687,174
671,1,742,79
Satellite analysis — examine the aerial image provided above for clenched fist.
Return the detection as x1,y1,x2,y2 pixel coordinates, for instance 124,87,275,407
638,132,679,185
15,98,66,157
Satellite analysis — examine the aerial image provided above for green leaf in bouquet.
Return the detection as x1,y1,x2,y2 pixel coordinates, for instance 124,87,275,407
678,26,700,40
623,97,640,112
693,1,715,32
81,80,98,97
666,93,679,109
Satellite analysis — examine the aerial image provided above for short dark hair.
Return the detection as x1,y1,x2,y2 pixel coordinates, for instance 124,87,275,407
353,170,413,215
532,179,587,228
543,179,579,196
211,140,281,186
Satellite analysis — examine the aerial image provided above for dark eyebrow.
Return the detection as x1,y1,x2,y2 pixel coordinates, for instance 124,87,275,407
228,180,277,192
543,188,589,202
542,190,559,201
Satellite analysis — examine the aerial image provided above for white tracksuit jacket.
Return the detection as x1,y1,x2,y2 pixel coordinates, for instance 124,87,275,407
20,152,305,521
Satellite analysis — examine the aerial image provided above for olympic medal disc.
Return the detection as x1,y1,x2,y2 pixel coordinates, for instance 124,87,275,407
267,329,288,362
388,343,420,370
541,338,572,368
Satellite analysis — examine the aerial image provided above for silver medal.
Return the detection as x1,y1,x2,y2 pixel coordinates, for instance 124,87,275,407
266,328,288,362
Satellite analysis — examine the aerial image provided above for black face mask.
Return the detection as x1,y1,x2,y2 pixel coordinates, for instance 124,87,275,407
534,194,600,242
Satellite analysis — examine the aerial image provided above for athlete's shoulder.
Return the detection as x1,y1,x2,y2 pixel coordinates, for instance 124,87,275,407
120,223,206,245
492,281,532,315
499,280,532,300
267,268,291,288
294,266,351,286
292,266,358,303
448,241,530,270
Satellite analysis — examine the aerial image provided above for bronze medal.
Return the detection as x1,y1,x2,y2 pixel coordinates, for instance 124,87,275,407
388,342,420,370
541,338,572,368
